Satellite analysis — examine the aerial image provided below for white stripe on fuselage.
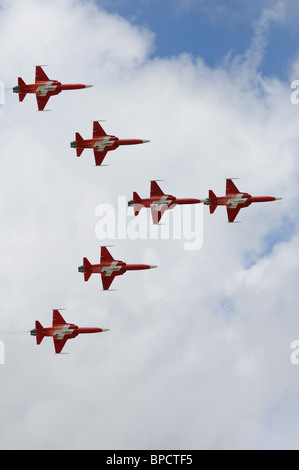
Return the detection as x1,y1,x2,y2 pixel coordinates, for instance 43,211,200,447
151,196,172,210
36,81,58,96
226,193,248,208
101,261,122,277
94,136,115,151
53,325,74,339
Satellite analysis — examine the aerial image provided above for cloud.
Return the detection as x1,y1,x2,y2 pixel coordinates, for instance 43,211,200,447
0,0,298,450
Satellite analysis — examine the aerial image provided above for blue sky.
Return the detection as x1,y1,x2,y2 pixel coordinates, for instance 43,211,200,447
96,0,298,80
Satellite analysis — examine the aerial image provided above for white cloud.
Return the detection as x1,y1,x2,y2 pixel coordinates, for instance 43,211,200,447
0,0,298,450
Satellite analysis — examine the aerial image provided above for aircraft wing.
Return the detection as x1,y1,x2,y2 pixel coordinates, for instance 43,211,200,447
93,121,107,138
52,310,66,326
35,66,50,83
36,94,51,111
101,273,116,291
53,337,68,354
226,178,240,195
101,246,114,263
94,149,108,166
226,206,242,223
150,181,164,198
150,205,168,224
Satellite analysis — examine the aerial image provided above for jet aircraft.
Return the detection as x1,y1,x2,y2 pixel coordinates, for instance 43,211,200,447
13,65,92,111
70,121,150,166
30,309,108,354
203,178,282,222
128,180,202,224
78,246,157,290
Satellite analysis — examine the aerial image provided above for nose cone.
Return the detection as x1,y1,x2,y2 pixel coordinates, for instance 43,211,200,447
101,328,109,332
84,85,93,88
149,265,158,269
142,140,150,143
275,197,283,200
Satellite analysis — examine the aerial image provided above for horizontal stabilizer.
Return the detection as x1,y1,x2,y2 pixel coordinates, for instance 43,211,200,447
36,335,44,345
35,320,43,330
75,133,84,157
209,189,217,200
18,77,27,101
84,272,92,282
35,320,44,345
133,192,143,216
208,190,217,214
75,132,84,142
209,204,217,214
83,257,92,282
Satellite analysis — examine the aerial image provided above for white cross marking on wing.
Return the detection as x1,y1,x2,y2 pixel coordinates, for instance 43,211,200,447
94,136,114,150
53,325,74,340
226,193,248,208
151,196,172,209
101,261,122,276
36,81,57,96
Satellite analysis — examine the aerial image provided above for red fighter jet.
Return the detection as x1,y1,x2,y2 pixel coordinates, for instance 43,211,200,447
128,180,202,224
78,246,157,291
30,310,109,354
203,178,282,223
70,121,150,166
13,65,92,111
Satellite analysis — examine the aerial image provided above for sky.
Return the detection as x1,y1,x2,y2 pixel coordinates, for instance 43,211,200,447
0,0,299,450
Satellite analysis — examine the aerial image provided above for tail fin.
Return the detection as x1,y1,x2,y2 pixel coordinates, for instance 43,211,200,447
75,133,84,157
83,257,92,282
35,320,44,345
209,190,218,214
133,192,143,216
18,77,27,102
